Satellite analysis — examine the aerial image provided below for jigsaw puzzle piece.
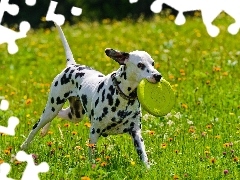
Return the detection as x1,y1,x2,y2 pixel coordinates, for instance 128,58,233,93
0,116,19,136
46,1,65,26
25,0,37,6
16,151,49,180
0,163,15,180
0,21,30,54
0,99,9,111
0,0,19,22
223,0,240,35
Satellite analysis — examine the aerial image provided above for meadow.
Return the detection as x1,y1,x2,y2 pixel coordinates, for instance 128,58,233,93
1,13,240,179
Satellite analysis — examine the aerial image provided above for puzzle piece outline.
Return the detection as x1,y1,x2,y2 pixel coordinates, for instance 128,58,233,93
150,0,240,37
0,151,49,180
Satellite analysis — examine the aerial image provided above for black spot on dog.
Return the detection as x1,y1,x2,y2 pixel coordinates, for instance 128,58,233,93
64,67,71,73
132,111,140,118
91,128,95,134
106,94,113,106
81,94,88,111
123,128,129,133
70,69,74,74
61,74,70,85
128,87,131,91
95,98,99,107
51,107,55,112
75,73,85,78
101,89,105,102
109,85,115,95
130,122,135,127
111,117,116,122
103,107,108,116
107,125,111,130
51,97,54,104
97,81,104,93
32,119,40,129
111,123,117,127
64,92,70,98
111,106,116,112
98,117,102,121
71,80,74,84
56,97,65,105
123,120,129,125
54,81,58,87
96,128,101,133
79,85,82,90
91,109,94,117
115,98,120,107
76,82,79,89
117,110,132,120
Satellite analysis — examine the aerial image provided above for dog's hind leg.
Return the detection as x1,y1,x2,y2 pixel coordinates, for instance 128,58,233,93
21,92,65,150
58,96,85,123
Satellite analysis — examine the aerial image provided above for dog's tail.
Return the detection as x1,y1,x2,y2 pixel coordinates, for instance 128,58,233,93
55,23,76,66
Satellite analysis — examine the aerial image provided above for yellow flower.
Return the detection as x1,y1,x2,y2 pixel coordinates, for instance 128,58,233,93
233,156,239,162
72,131,77,135
75,146,82,150
161,143,167,149
105,156,110,160
47,141,53,147
210,157,216,164
4,149,10,155
181,103,188,109
173,174,179,179
48,131,53,135
130,161,135,166
84,122,91,128
148,130,155,135
96,157,101,162
101,161,107,167
64,123,70,128
25,98,33,105
81,176,90,180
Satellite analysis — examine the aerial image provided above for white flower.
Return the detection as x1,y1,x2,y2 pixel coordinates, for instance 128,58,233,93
187,119,194,125
227,60,238,66
174,112,182,119
167,120,175,126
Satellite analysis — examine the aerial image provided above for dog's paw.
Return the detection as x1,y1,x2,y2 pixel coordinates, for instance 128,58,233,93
20,143,28,150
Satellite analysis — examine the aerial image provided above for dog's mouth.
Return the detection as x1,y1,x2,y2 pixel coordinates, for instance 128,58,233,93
146,78,159,84
146,74,162,84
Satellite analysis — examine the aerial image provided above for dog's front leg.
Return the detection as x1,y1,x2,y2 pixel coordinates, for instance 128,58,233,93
88,128,100,164
129,130,150,168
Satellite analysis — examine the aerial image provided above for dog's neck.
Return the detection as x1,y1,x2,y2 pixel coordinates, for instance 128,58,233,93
112,65,139,100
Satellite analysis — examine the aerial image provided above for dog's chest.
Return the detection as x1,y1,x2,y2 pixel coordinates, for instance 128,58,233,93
91,84,141,135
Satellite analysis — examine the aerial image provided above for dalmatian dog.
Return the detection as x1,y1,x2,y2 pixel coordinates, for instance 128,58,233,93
21,24,162,168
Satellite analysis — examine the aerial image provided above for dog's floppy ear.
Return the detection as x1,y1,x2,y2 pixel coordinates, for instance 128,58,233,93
105,48,129,65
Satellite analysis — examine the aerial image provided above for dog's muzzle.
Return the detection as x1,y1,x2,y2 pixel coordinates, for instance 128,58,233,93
153,74,162,82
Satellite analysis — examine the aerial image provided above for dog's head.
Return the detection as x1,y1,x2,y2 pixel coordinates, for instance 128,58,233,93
105,48,162,83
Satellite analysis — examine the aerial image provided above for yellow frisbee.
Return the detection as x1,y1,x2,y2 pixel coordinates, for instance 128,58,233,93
137,79,175,116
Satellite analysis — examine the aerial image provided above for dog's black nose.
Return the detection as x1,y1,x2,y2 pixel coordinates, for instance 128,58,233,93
153,74,162,82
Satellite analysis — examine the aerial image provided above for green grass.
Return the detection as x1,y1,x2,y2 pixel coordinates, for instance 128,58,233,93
1,13,240,179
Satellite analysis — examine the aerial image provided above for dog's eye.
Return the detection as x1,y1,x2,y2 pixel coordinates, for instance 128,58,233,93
152,62,155,66
137,63,145,69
